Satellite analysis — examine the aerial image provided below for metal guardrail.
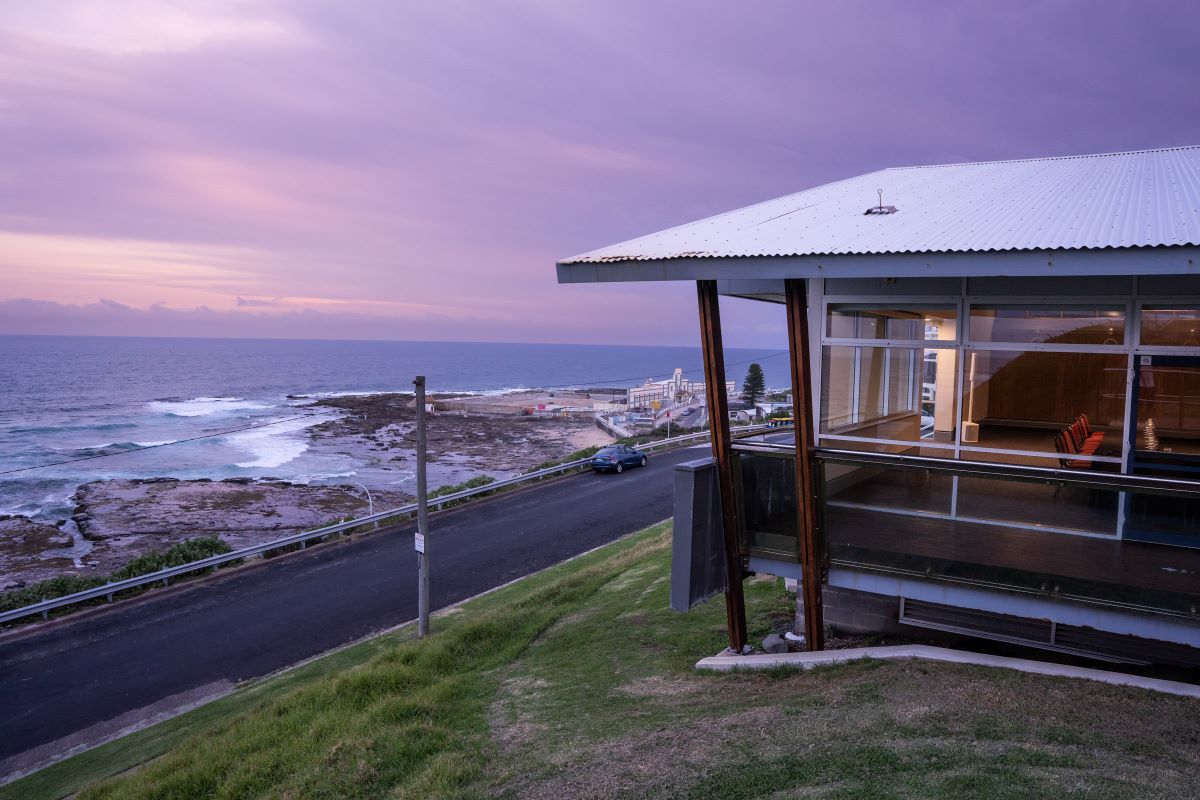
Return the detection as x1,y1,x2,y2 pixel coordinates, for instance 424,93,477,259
0,425,773,626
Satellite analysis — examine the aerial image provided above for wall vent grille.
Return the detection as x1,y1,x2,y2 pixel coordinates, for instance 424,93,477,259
896,598,1200,666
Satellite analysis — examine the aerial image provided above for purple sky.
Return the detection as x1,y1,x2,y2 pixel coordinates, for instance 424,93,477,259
2,1,1198,347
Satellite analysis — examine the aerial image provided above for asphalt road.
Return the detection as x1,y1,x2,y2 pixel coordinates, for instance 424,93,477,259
0,444,706,772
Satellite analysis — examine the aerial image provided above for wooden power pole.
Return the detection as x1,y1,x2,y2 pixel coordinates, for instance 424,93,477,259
414,375,430,638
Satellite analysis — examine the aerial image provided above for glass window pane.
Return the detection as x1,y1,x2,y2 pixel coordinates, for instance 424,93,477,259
827,305,956,341
820,345,957,452
1140,307,1200,347
886,349,917,414
824,462,953,515
738,452,798,559
820,346,857,429
1133,361,1200,460
820,464,1200,615
969,305,1124,345
960,349,1126,466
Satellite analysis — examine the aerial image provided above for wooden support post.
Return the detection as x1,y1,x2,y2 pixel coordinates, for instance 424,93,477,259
785,278,825,650
696,280,749,653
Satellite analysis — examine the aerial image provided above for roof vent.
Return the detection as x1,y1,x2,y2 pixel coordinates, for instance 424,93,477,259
865,188,898,215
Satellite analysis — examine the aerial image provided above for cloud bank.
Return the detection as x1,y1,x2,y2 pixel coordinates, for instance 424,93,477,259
1,1,1197,345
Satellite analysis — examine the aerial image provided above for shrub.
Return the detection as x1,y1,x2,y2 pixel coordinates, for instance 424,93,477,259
428,475,497,508
0,574,107,613
525,445,602,474
0,536,234,618
109,536,232,581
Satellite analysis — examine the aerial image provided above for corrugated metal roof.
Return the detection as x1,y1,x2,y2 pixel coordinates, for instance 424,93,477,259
560,145,1200,264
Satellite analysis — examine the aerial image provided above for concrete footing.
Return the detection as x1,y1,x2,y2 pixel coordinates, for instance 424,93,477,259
696,644,1200,698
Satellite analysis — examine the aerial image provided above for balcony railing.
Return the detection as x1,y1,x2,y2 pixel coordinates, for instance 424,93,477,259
729,442,1200,621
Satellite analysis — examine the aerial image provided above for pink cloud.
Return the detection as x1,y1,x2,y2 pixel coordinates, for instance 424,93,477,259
0,1,1197,347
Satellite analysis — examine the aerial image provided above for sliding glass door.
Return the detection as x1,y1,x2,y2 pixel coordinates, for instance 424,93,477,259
1125,355,1200,547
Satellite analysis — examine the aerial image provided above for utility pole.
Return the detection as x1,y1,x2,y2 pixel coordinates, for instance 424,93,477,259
414,375,430,638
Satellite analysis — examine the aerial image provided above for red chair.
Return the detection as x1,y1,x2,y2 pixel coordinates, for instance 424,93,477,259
1055,428,1093,469
1076,413,1105,449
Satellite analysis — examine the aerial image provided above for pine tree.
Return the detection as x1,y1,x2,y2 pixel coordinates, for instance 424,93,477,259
741,363,766,405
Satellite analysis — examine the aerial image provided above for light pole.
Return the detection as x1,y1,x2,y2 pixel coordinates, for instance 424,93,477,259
348,480,376,529
415,376,430,638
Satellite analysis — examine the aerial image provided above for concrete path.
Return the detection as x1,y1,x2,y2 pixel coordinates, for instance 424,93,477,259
697,644,1200,698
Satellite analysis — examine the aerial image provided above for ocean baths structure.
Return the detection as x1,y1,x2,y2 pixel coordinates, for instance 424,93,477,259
558,145,1200,667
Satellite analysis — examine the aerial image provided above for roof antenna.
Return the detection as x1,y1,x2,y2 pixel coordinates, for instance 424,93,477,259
864,188,898,216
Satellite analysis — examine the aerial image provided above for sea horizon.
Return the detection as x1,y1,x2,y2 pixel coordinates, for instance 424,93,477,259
0,335,790,522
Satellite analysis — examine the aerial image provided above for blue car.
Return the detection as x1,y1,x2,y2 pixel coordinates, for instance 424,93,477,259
590,444,648,473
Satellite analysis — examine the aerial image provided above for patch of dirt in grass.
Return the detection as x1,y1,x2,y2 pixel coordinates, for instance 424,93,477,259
603,564,656,593
488,676,551,753
615,676,699,698
538,608,596,638
638,575,668,598
514,707,785,800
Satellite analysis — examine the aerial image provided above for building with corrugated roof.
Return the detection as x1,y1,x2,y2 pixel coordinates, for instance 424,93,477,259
558,145,1200,667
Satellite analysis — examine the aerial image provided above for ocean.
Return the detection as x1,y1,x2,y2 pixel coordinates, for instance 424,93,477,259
0,335,789,521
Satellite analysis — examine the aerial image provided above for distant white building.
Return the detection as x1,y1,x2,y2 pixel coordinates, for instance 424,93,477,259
627,368,734,408
755,400,792,417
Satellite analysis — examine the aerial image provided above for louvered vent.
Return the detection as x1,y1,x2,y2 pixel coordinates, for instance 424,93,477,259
898,598,1200,666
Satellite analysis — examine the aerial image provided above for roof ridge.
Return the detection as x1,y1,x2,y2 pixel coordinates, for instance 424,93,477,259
888,144,1200,171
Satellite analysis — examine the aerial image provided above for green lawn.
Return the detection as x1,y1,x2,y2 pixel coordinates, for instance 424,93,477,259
6,522,1199,799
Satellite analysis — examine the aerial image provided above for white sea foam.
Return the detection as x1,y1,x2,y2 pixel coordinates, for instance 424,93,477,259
289,470,359,484
470,386,535,396
148,397,271,417
228,415,327,469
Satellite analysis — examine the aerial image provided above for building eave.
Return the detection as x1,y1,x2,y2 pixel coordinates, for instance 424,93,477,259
556,245,1200,285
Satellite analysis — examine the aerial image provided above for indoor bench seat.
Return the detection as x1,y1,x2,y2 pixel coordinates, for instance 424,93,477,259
1055,414,1109,468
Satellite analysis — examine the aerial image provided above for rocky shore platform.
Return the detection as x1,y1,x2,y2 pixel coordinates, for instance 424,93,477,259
307,392,612,476
1,392,614,591
0,479,410,591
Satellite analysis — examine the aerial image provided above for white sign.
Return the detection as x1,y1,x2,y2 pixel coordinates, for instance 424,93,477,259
414,532,425,553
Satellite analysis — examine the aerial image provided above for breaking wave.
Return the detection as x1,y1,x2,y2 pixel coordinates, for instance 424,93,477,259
228,415,326,469
148,397,272,417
